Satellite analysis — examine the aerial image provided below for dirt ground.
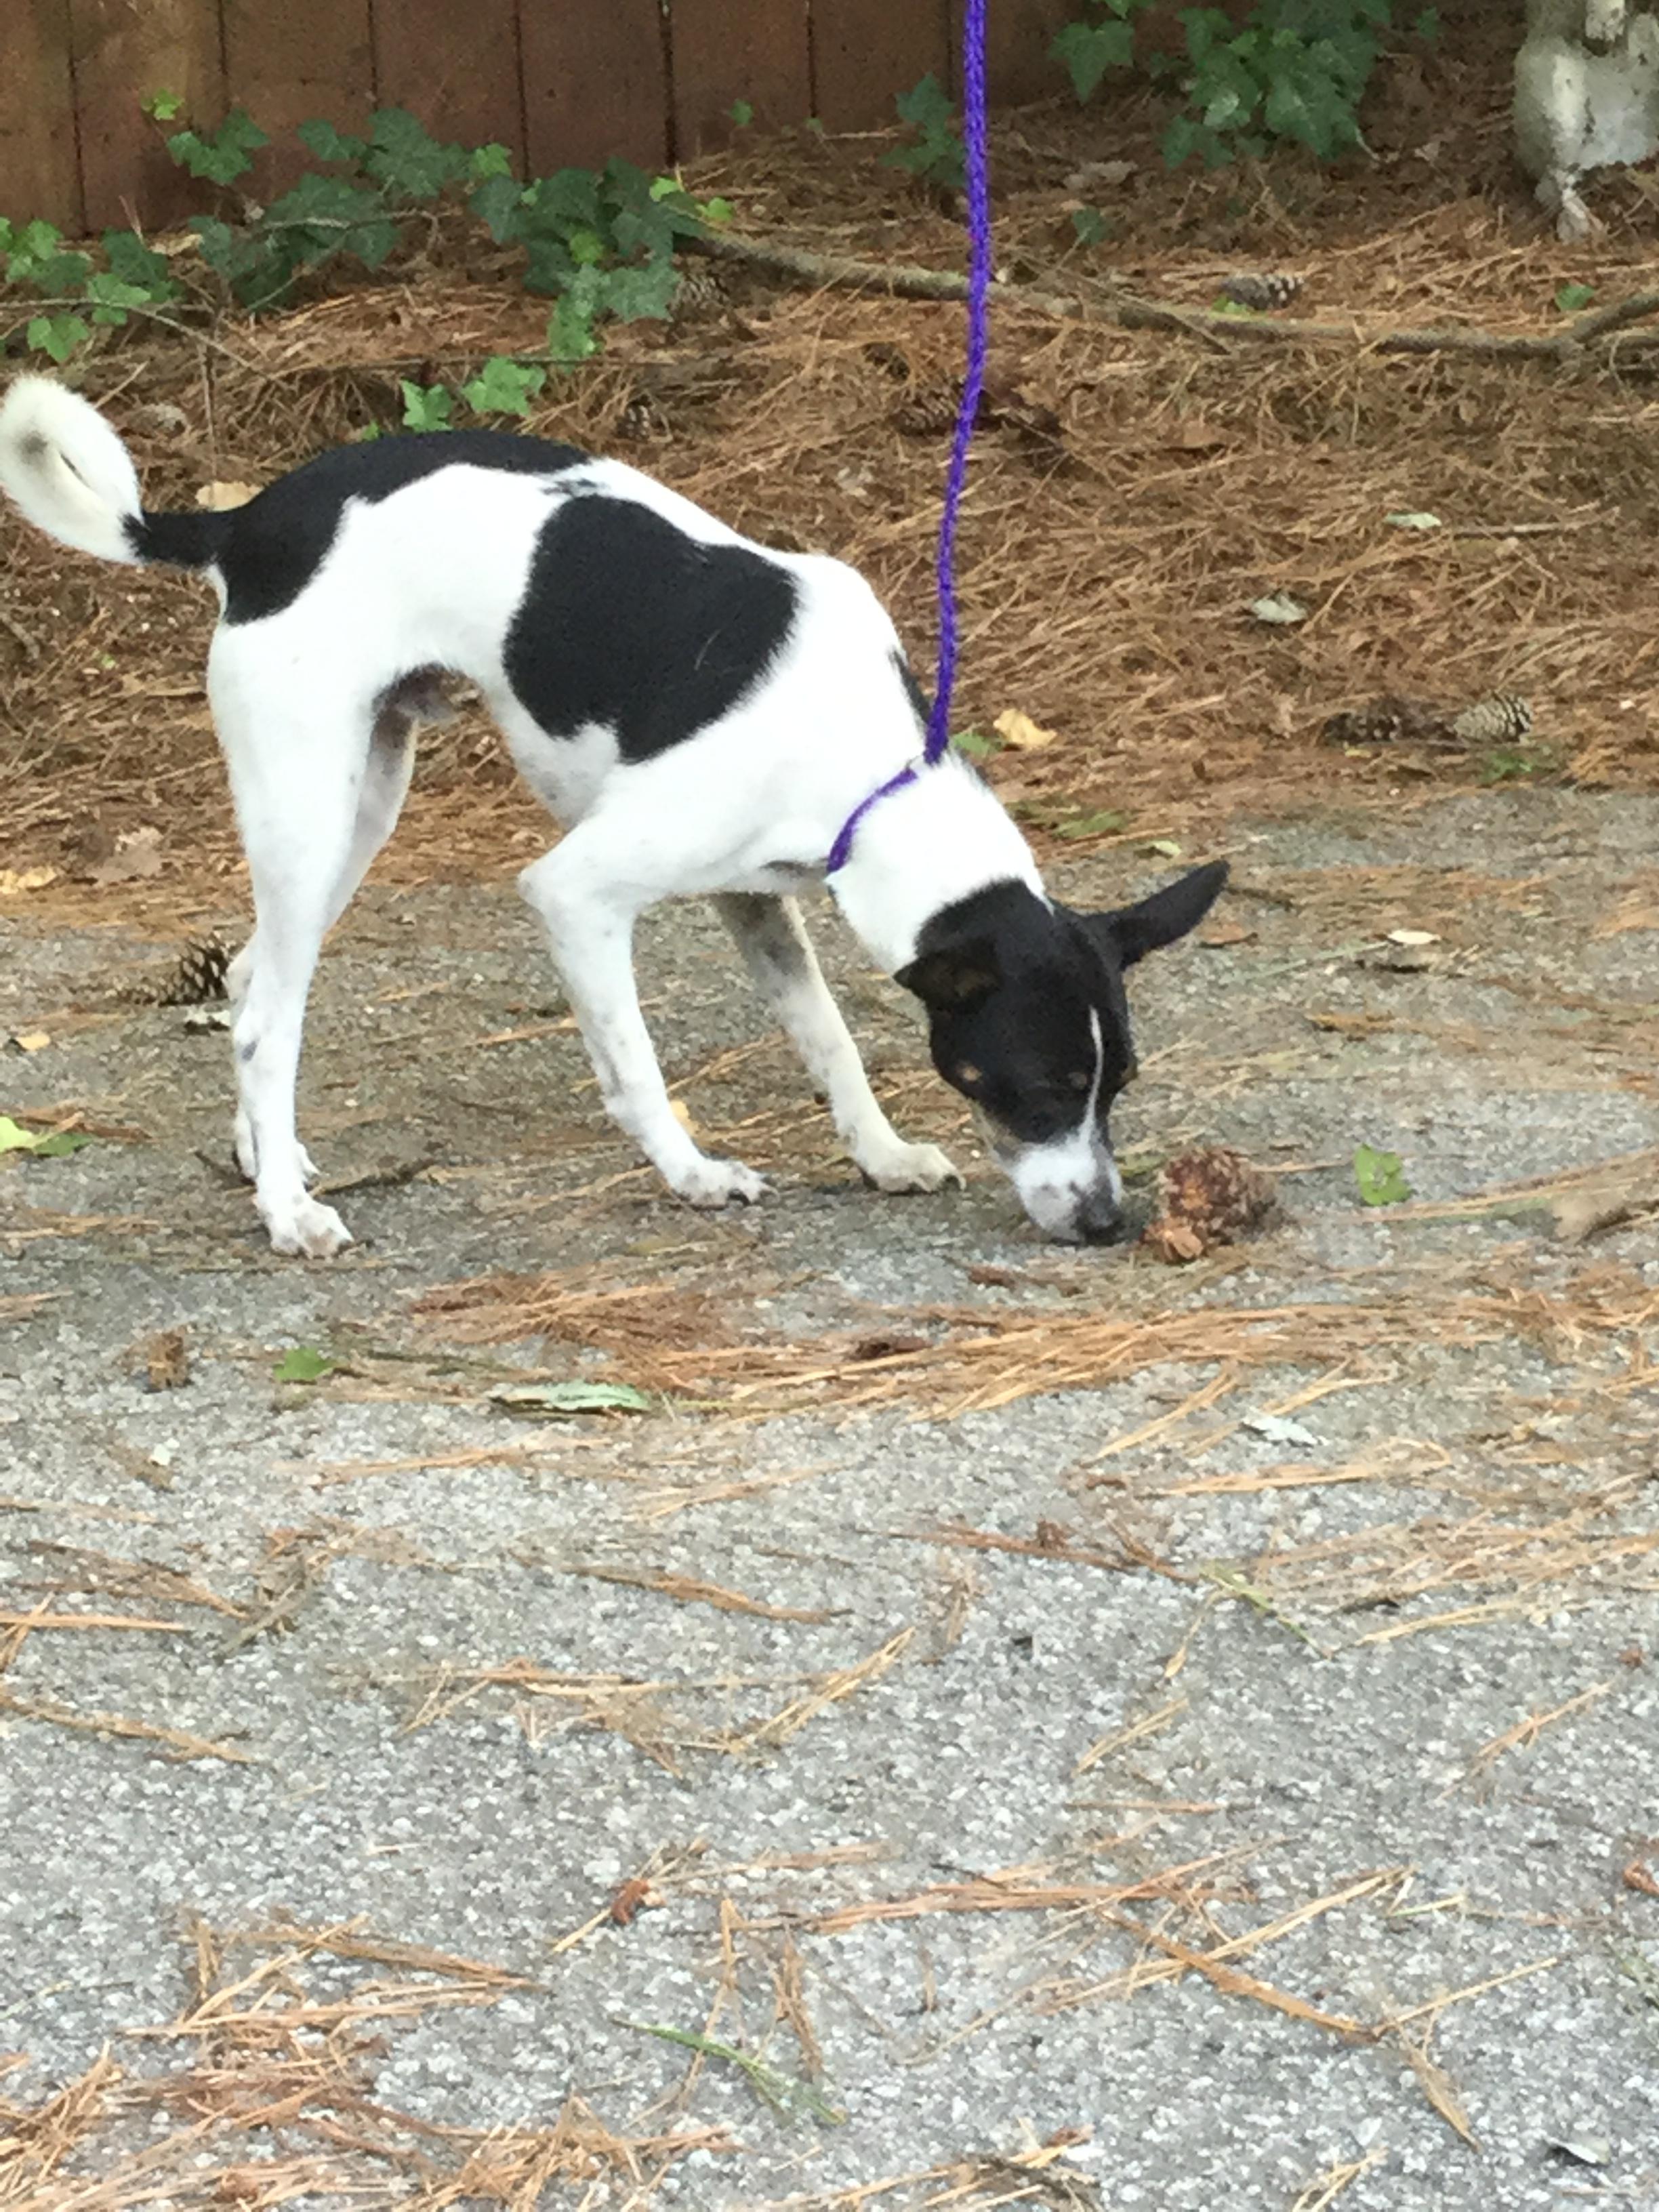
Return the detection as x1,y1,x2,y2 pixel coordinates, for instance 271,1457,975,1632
4,12,1659,2209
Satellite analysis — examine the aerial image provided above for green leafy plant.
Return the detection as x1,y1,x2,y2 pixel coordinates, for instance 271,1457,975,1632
399,380,454,432
885,75,965,190
1052,0,1149,101
460,356,548,417
1056,0,1427,169
167,107,269,186
1555,281,1596,314
2,100,726,388
1353,1143,1410,1206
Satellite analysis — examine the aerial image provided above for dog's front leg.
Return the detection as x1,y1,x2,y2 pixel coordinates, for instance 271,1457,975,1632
519,847,767,1208
714,894,961,1194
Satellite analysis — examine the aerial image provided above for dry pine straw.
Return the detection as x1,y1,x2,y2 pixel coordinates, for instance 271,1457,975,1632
7,62,1659,912
412,1254,1659,1419
0,1920,726,2210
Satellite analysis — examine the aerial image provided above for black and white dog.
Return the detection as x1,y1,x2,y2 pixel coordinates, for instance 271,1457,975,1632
0,377,1224,1256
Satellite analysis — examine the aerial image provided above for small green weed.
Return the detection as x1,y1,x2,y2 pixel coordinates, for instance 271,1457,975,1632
273,1346,335,1383
1353,1143,1410,1206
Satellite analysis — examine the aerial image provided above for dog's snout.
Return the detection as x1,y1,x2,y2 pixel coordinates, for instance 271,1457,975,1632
1075,1190,1128,1244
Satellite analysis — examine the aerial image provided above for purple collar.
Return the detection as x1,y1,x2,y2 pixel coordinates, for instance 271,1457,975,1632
824,757,926,875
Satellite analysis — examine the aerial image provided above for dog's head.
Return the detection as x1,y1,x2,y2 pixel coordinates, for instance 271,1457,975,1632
897,861,1226,1243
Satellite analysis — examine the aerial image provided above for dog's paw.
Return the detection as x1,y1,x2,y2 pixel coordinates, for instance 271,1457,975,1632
675,1158,769,1209
859,1141,964,1195
262,1196,354,1258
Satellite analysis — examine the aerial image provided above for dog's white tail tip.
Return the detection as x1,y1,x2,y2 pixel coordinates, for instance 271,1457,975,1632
0,375,144,565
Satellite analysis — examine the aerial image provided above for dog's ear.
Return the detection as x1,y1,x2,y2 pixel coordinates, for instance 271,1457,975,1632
895,936,1002,1010
1088,860,1228,969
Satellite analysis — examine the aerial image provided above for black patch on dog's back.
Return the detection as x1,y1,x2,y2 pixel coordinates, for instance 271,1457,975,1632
503,493,800,762
127,430,586,624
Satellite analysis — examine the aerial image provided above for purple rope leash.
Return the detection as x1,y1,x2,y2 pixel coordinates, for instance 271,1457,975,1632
925,0,992,769
825,0,991,875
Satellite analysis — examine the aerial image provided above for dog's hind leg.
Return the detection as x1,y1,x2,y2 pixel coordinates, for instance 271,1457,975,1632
227,700,416,1203
214,658,419,1256
228,705,415,1189
714,893,962,1194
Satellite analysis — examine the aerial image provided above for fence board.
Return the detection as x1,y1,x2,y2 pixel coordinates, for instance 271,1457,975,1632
1,0,83,232
374,0,525,170
221,0,375,197
70,0,226,232
956,0,1073,104
522,0,669,176
812,0,951,131
671,0,811,155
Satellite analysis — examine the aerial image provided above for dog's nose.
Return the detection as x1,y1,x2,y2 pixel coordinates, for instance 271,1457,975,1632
1075,1191,1128,1244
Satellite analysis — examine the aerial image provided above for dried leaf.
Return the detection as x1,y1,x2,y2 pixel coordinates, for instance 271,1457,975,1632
1198,920,1254,947
9,1031,51,1053
992,707,1060,751
0,865,58,895
195,478,260,510
1386,928,1441,947
1248,592,1308,626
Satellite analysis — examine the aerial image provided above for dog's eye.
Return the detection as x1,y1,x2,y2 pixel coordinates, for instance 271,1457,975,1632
1067,1069,1092,1092
954,1061,983,1088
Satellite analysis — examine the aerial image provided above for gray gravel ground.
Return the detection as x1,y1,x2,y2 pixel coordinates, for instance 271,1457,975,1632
3,789,1658,2210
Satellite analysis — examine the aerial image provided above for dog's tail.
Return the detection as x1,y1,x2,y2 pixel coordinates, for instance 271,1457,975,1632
0,376,228,570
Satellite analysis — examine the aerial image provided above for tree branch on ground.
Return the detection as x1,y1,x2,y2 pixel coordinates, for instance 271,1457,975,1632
690,232,1659,364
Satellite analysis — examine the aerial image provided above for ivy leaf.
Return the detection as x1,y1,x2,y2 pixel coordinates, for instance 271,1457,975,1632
601,255,680,322
273,1345,335,1382
1555,282,1596,314
167,109,268,186
951,728,999,758
85,272,155,326
26,314,91,363
1052,18,1136,102
468,142,514,180
296,117,369,166
729,98,754,127
363,106,468,199
469,171,527,242
144,88,185,121
1071,205,1109,246
1353,1143,1411,1207
102,228,178,298
399,380,454,432
547,267,605,363
461,356,547,417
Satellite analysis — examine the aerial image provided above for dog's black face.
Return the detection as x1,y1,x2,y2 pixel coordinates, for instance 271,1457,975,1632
897,862,1227,1242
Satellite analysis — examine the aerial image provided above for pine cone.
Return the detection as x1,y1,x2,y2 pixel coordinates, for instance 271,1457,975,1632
157,934,232,1006
1449,693,1532,745
893,378,964,436
1221,272,1303,312
1320,694,1453,749
617,392,670,441
670,266,730,316
863,340,913,382
1143,1145,1277,1263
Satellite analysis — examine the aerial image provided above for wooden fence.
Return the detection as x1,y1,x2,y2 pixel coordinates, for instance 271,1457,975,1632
3,0,1075,235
